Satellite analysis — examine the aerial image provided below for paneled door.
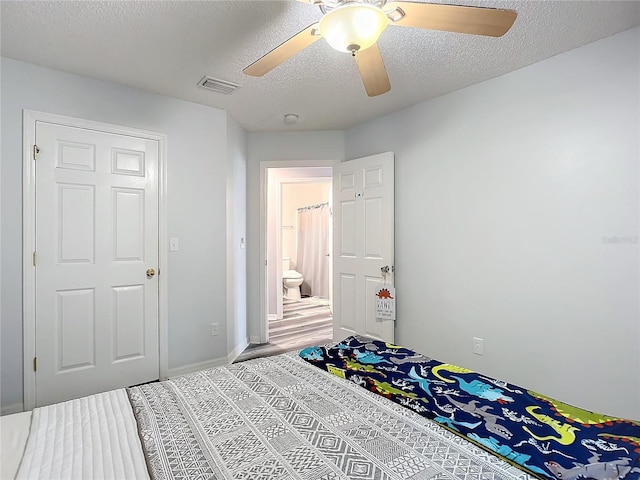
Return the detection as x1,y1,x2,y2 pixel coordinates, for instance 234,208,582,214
333,152,395,343
34,121,160,407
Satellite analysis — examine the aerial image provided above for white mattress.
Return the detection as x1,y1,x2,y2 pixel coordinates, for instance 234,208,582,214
1,411,32,480
15,388,149,480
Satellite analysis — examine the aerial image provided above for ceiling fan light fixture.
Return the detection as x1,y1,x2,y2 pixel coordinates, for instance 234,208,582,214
319,3,388,54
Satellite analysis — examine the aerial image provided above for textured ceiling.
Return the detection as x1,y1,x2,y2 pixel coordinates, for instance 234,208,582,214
1,1,639,132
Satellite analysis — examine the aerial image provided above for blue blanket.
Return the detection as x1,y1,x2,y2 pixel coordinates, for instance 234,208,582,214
300,336,640,480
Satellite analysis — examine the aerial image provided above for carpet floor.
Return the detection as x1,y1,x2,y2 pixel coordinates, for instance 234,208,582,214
234,297,333,362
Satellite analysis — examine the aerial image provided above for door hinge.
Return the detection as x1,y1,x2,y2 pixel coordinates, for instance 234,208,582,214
33,251,38,266
33,357,37,372
33,144,40,160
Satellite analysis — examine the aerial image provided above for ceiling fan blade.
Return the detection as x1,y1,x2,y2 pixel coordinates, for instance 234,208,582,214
355,43,391,97
385,2,517,37
244,23,321,77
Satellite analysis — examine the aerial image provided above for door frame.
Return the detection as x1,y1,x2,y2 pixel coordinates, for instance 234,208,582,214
22,110,169,411
258,160,337,344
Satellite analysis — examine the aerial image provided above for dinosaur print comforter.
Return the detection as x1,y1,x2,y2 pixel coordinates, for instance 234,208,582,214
300,336,640,480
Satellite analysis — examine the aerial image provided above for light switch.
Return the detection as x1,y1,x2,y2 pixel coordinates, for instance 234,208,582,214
472,337,484,356
240,237,246,249
170,237,180,251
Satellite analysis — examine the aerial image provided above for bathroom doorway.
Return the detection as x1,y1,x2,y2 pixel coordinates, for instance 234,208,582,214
280,179,331,306
247,162,335,361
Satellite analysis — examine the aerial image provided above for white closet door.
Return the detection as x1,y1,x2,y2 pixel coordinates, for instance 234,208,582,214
35,121,160,407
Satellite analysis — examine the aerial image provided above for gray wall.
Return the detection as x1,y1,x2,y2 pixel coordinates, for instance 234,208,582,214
0,58,246,410
346,27,640,419
246,132,345,341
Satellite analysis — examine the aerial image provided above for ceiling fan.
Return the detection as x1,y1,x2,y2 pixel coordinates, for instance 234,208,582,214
243,0,517,97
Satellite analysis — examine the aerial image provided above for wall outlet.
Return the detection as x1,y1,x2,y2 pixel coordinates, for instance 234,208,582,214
169,237,180,251
472,337,484,356
210,323,219,337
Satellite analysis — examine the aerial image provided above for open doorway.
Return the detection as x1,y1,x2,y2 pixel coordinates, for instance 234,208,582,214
237,162,335,362
274,175,332,344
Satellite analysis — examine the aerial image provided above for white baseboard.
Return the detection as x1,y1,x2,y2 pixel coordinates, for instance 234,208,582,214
249,335,263,344
167,357,229,378
268,314,278,321
227,338,249,364
167,338,251,378
1,403,24,416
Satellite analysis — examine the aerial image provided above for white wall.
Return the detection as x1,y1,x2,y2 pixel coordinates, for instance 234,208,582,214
346,27,640,419
0,58,245,410
3,26,637,421
246,132,345,341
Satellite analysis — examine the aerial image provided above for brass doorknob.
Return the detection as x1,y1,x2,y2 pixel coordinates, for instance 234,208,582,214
146,268,156,278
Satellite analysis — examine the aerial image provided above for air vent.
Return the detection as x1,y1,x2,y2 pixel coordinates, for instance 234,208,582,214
197,76,240,94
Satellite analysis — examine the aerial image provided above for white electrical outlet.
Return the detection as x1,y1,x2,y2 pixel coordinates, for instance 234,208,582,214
170,237,180,251
210,323,219,337
473,337,484,356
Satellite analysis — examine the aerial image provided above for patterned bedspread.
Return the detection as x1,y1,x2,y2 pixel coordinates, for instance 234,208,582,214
300,336,640,480
128,350,531,479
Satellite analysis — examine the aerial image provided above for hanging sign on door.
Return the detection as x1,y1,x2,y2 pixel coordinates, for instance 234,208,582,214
375,284,396,320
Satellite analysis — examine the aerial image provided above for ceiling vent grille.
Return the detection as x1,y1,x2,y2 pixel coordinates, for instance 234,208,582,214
197,76,240,94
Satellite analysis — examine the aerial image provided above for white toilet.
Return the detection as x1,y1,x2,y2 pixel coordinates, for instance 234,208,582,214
282,257,304,300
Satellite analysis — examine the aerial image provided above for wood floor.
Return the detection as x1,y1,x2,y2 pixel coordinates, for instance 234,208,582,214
234,297,333,362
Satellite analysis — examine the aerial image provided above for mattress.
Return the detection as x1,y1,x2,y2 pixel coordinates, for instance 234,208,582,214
15,388,149,480
128,350,530,479
12,350,545,479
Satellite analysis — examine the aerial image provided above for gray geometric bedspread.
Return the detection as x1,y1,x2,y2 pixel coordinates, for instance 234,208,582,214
128,351,533,480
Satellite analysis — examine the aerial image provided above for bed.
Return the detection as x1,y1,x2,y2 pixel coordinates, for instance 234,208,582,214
5,337,640,480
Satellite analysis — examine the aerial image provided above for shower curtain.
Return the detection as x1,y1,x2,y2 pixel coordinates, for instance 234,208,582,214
296,203,330,298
